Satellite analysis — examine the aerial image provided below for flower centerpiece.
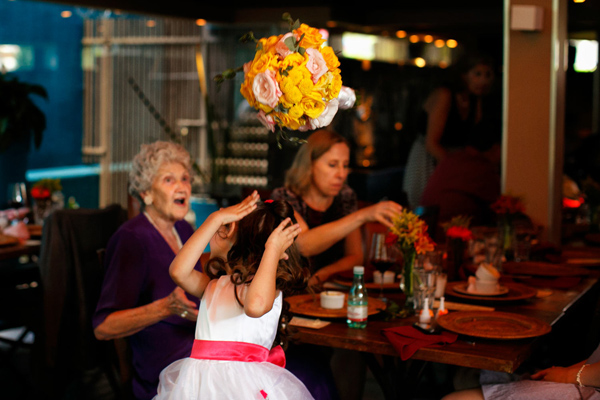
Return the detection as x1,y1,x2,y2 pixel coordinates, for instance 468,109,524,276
31,178,62,224
386,209,435,313
215,13,356,146
491,194,525,256
441,215,473,281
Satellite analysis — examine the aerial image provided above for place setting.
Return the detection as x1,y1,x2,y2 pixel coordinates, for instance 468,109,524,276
445,262,538,303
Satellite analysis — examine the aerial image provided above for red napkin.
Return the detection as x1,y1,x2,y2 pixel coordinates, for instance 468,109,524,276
381,326,458,361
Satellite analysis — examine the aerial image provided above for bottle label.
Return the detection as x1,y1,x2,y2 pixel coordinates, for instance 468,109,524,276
347,305,368,321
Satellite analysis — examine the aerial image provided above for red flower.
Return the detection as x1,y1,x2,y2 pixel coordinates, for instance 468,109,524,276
385,233,398,245
446,226,473,241
31,187,51,199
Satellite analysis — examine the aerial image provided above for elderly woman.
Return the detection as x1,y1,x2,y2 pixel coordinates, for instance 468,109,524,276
93,141,202,400
272,129,403,286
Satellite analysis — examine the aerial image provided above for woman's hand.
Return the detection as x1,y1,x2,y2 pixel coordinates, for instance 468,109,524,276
360,201,403,228
215,190,259,225
265,217,302,260
530,366,573,383
164,287,199,321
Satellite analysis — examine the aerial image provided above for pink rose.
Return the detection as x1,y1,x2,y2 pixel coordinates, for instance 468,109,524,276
252,69,282,109
256,110,276,132
299,98,339,132
275,33,295,58
243,61,252,76
305,48,328,84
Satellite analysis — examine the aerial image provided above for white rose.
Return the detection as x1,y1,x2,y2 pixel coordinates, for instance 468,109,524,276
337,86,356,110
252,69,282,109
299,99,339,132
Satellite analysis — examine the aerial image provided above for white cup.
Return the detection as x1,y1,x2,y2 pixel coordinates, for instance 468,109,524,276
476,263,500,282
320,291,345,309
434,273,448,298
475,280,500,294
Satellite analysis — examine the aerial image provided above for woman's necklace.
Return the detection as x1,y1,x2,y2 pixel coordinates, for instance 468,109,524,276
144,211,183,251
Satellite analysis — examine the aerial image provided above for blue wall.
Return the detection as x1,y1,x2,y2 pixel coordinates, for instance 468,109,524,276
0,0,84,169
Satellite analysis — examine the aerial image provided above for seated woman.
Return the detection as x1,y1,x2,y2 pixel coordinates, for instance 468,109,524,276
272,128,403,286
442,342,600,400
93,140,203,400
272,128,403,400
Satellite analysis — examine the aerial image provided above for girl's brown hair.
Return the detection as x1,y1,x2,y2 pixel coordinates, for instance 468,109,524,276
205,200,309,349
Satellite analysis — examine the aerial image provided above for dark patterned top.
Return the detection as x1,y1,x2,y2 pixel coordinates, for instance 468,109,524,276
271,185,358,273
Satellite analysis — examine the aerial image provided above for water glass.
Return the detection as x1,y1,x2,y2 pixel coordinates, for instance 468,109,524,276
413,267,436,314
513,228,532,262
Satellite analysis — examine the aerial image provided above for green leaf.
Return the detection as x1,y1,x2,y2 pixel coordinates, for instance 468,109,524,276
298,47,306,56
292,19,301,30
284,36,296,52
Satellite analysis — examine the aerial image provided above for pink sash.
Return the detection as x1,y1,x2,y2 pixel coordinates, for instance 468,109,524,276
190,340,286,368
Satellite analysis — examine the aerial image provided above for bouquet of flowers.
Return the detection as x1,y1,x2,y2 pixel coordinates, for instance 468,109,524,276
442,215,473,241
216,13,356,143
491,194,525,254
491,194,525,215
31,178,62,199
386,209,435,312
386,209,435,255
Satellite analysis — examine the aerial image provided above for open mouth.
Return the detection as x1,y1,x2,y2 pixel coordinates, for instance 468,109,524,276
174,198,186,206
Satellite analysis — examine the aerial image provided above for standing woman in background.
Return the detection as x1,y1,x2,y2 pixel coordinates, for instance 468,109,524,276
402,52,499,208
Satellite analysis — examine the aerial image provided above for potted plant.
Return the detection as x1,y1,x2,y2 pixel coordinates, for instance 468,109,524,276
0,72,48,206
0,72,48,153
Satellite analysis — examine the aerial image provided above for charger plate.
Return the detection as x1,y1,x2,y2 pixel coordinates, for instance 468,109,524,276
437,311,551,340
286,294,386,319
445,281,537,302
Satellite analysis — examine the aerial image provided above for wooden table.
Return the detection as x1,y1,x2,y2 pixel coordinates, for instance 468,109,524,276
0,242,41,262
291,276,599,398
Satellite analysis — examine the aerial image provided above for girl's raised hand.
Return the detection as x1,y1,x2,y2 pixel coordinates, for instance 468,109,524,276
265,217,302,260
217,190,260,225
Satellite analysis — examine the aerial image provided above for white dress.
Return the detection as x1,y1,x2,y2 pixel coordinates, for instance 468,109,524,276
154,276,314,400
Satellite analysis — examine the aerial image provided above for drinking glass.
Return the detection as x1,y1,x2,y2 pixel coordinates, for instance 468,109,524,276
7,182,28,208
369,233,397,301
413,266,436,314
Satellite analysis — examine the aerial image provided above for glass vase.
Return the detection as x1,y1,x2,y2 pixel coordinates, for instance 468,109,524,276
499,216,514,261
399,248,416,315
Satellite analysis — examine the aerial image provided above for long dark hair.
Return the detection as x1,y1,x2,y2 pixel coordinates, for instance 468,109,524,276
205,199,309,349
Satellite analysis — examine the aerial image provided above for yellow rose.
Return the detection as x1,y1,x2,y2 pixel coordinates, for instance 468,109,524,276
314,71,333,96
280,52,306,70
321,46,340,70
276,112,303,131
250,52,280,78
295,24,325,49
288,104,304,120
240,80,256,107
300,93,326,119
257,102,273,114
327,71,342,100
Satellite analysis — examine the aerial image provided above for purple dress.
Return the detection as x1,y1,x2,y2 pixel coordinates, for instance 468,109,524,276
92,213,202,400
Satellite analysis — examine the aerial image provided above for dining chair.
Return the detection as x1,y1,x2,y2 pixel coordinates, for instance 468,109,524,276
36,204,128,399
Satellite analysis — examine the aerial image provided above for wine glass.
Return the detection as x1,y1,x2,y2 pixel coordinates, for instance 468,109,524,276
7,182,28,208
369,233,397,301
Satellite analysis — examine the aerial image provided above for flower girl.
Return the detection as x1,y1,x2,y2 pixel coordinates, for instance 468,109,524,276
154,191,314,399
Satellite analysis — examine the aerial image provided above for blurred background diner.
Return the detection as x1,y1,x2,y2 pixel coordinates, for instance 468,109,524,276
2,0,600,399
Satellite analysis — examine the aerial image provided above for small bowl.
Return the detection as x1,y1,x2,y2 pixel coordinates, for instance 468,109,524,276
320,291,346,309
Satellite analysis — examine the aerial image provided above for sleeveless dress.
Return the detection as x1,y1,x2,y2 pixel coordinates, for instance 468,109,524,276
154,276,314,400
